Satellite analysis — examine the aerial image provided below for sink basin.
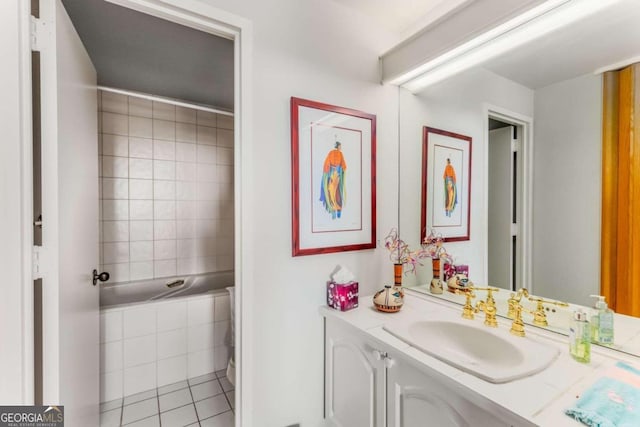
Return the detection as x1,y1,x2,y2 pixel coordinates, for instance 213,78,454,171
383,319,559,383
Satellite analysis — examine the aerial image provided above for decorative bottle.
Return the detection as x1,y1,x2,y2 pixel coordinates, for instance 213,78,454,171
569,310,591,363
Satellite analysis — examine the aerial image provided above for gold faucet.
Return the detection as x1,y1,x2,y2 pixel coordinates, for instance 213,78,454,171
527,296,569,327
507,288,529,319
473,287,500,327
454,288,476,320
509,300,528,337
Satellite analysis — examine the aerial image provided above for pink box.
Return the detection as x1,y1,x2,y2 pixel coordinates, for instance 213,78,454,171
327,281,359,311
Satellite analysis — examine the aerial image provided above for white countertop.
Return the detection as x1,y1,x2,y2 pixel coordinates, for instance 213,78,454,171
320,291,640,426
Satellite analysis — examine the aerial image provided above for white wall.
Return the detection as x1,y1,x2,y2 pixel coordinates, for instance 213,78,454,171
532,73,602,306
198,1,399,425
399,67,534,286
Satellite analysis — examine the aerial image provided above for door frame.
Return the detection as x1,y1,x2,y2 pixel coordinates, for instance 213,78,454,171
482,104,533,294
17,0,253,424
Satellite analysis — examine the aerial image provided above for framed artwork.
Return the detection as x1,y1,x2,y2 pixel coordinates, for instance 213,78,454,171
421,126,472,242
291,97,376,256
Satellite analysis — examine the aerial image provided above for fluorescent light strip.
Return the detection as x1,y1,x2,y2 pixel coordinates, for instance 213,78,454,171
97,86,234,116
400,0,621,92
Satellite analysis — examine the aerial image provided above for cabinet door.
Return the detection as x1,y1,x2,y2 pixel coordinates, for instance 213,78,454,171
325,317,385,427
387,356,510,427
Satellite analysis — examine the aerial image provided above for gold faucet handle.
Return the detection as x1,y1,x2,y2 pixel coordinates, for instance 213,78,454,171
526,296,568,327
455,289,476,320
509,301,526,337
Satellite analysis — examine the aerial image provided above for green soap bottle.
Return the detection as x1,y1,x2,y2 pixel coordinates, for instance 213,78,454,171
569,309,591,363
590,295,614,345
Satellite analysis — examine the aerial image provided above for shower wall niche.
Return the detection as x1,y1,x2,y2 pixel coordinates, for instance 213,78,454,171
98,90,234,283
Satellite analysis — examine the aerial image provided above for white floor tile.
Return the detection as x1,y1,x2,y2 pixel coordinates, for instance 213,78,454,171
225,391,235,409
124,389,157,406
160,403,198,426
200,410,234,427
191,379,222,402
158,380,189,396
99,407,121,427
124,414,160,427
100,398,123,413
188,372,216,386
218,376,234,392
194,394,230,420
214,370,226,379
159,388,193,413
122,398,159,425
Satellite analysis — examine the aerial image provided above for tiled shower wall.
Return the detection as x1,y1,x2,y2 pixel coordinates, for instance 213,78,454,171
99,90,234,283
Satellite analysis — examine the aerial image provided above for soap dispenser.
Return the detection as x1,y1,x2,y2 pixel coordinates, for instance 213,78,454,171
569,309,590,363
589,295,614,345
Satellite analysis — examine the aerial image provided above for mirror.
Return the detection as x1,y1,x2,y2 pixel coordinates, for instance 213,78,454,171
398,0,640,355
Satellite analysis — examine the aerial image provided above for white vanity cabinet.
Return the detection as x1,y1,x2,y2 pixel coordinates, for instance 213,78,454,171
324,316,524,427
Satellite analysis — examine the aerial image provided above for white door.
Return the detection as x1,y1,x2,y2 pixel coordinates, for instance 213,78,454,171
39,0,99,425
488,127,514,290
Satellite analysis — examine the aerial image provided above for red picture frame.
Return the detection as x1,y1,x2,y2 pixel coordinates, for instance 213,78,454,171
291,97,376,256
421,126,472,243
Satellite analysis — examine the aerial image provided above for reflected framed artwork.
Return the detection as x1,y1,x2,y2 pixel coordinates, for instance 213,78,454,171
421,126,471,242
291,97,376,256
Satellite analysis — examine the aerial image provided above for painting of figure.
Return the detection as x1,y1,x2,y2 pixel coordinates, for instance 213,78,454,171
443,157,457,217
320,141,347,219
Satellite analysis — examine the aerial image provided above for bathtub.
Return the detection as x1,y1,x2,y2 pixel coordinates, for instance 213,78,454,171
99,271,234,402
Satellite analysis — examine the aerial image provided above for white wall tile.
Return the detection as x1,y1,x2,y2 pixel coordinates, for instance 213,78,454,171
176,220,196,239
129,158,153,179
103,112,128,135
176,182,196,201
196,110,216,127
103,242,130,264
154,180,175,200
157,329,187,359
216,238,234,258
130,221,153,241
216,129,233,148
153,102,175,121
102,92,128,115
153,119,175,141
176,106,196,124
130,200,153,220
187,297,215,326
101,341,123,373
103,221,129,242
153,140,175,160
217,165,233,184
102,178,129,199
176,201,197,220
154,220,176,240
124,335,156,368
188,349,215,379
196,145,216,164
196,257,217,274
154,240,176,260
214,295,231,321
101,310,123,343
219,219,234,238
157,301,187,332
176,162,196,181
129,137,153,159
129,116,153,138
216,114,234,130
176,123,197,143
124,362,156,396
196,238,216,257
101,370,123,402
154,260,177,278
130,241,154,262
213,321,230,348
154,160,175,180
188,322,214,352
216,147,233,165
195,201,217,220
196,220,217,238
103,263,130,284
102,156,129,178
196,126,216,145
196,165,217,183
154,201,176,220
123,306,156,339
196,182,217,201
213,346,230,372
129,179,153,200
218,183,233,203
176,142,196,161
177,258,197,276
103,200,129,221
102,134,128,157
129,97,152,118
130,261,154,281
157,355,187,388
177,239,196,259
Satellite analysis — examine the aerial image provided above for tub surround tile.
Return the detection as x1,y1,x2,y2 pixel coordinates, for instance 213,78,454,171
130,241,154,262
196,257,217,274
153,160,175,181
154,259,176,278
129,98,152,118
152,140,175,161
176,106,196,124
103,112,129,136
196,125,216,145
103,221,129,243
124,363,157,397
177,258,197,276
124,306,156,338
217,255,233,271
197,164,218,183
176,201,197,220
214,296,230,321
104,242,130,264
154,240,177,261
197,144,217,164
129,138,153,159
103,200,129,221
124,335,157,368
102,92,129,115
153,221,176,240
153,180,175,200
213,321,230,348
157,329,187,360
152,102,175,121
103,263,130,284
101,311,123,343
216,147,233,165
216,114,233,130
101,370,123,403
176,124,197,144
217,165,233,184
196,110,216,127
130,262,154,281
153,119,175,141
129,116,153,138
129,180,153,200
176,162,197,182
101,341,124,373
216,129,233,148
103,134,129,157
130,221,153,241
188,323,215,353
157,301,187,332
188,298,215,326
124,389,157,406
103,156,130,178
130,200,154,220
188,349,216,379
157,355,188,387
176,181,196,201
129,158,153,179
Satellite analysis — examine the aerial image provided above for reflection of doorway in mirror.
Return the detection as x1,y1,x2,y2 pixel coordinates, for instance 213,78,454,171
432,145,463,227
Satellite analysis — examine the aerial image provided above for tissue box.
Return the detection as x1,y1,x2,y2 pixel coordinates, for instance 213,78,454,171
327,281,359,311
444,263,469,281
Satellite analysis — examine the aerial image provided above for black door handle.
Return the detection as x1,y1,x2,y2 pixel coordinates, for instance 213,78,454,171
93,269,110,286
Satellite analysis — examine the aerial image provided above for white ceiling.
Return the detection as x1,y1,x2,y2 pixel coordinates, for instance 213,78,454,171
481,0,640,89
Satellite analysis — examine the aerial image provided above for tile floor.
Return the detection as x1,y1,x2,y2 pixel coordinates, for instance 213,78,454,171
100,370,234,427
